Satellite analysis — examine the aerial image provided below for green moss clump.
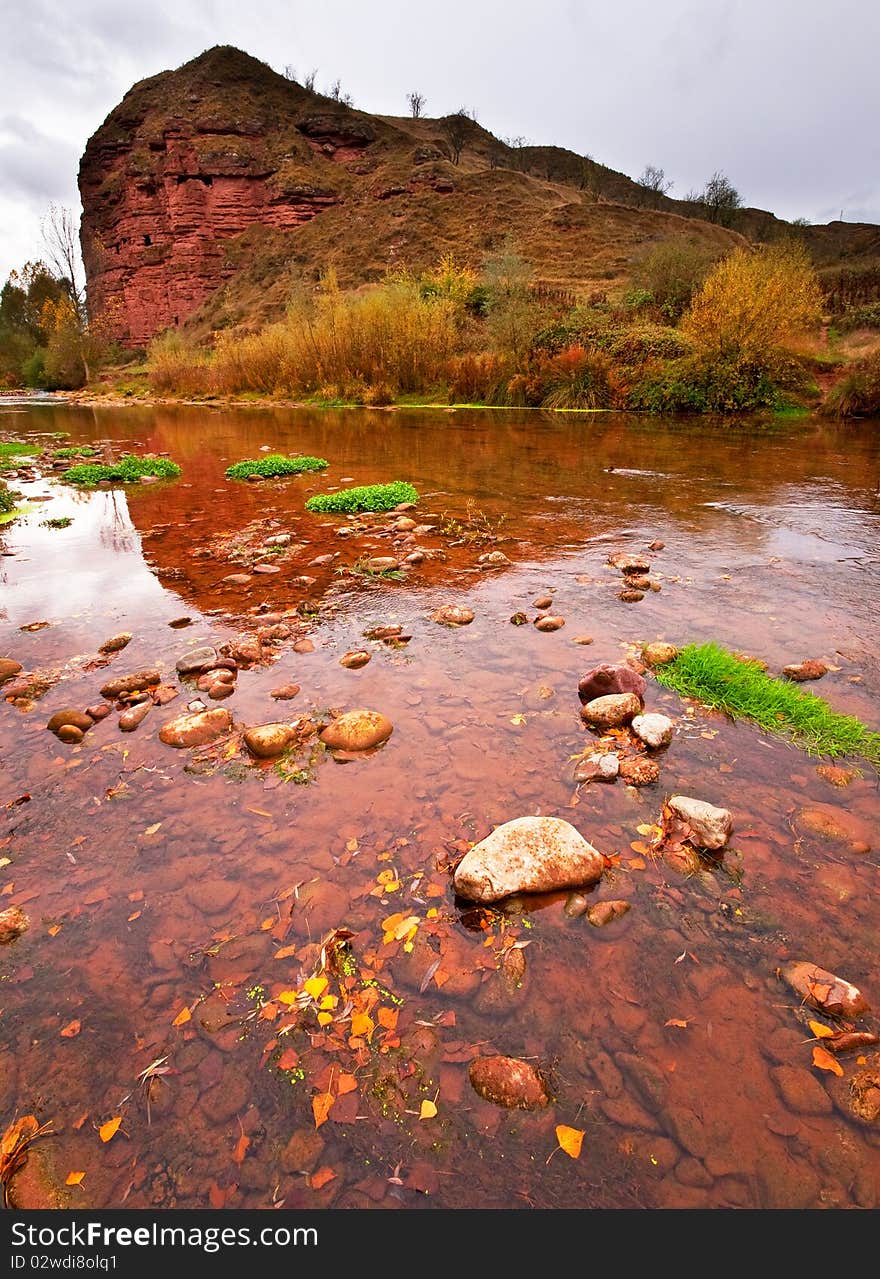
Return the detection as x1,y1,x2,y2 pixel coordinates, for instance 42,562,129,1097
0,441,40,459
306,481,418,514
0,486,16,515
60,455,182,486
52,446,98,459
655,641,880,769
225,454,329,480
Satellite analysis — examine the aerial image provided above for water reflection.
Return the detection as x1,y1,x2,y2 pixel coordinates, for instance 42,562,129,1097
1,404,879,1212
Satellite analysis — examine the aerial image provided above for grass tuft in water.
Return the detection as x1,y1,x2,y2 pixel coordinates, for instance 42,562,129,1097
655,641,880,769
0,441,40,460
306,481,418,514
52,446,98,459
60,455,182,486
225,454,328,480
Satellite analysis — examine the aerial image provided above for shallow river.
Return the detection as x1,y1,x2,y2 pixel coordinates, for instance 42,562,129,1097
1,401,878,1210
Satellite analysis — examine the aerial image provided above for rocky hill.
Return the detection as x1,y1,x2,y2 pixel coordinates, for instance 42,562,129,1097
78,45,880,347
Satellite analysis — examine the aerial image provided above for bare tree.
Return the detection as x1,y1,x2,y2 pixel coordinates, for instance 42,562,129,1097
42,203,86,326
441,112,470,165
303,68,317,91
637,164,673,196
327,79,354,107
700,171,742,225
283,64,297,81
504,135,529,172
407,90,426,119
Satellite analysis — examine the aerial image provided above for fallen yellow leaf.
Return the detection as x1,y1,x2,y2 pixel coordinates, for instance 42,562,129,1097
65,1172,85,1186
304,975,328,1000
277,990,298,1005
143,823,162,836
664,1018,689,1029
60,1020,81,1038
99,1117,122,1143
350,1011,374,1040
273,945,298,960
555,1124,584,1159
419,1099,438,1120
172,1006,191,1027
809,1019,834,1039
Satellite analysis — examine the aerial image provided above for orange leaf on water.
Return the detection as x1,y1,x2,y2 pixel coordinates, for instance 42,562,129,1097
65,1172,85,1186
273,945,297,961
232,1134,250,1164
172,1007,191,1027
664,1019,689,1029
277,1048,299,1072
47,924,62,937
419,1099,438,1120
336,1073,358,1096
60,1020,81,1038
808,1019,834,1039
377,1006,399,1031
98,1117,122,1143
208,1182,226,1209
350,1011,374,1040
312,1091,334,1129
812,1045,844,1076
309,1166,336,1190
555,1125,584,1159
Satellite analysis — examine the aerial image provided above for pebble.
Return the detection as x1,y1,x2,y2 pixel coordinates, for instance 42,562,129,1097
534,615,565,631
243,723,297,758
783,659,828,682
618,756,660,786
119,701,151,732
667,796,733,848
46,709,93,735
641,642,679,667
0,906,29,944
532,596,553,610
340,650,371,669
431,605,474,627
158,709,232,748
271,684,301,700
85,702,113,721
320,709,393,752
468,1056,549,1110
631,712,674,749
98,633,132,654
581,692,642,728
55,725,83,744
175,648,218,675
0,659,23,684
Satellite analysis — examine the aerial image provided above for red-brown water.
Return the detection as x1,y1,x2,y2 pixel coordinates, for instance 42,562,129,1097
1,401,878,1211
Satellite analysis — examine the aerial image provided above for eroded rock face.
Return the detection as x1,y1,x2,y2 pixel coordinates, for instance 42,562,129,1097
79,48,348,345
453,816,604,903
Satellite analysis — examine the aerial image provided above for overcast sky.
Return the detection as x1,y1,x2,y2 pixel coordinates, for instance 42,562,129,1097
1,0,878,287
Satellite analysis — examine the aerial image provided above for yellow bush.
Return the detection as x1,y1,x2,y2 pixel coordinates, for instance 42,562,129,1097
682,242,823,360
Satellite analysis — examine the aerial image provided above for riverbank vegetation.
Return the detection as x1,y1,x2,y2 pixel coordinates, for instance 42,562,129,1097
305,481,419,513
135,241,877,416
4,236,879,418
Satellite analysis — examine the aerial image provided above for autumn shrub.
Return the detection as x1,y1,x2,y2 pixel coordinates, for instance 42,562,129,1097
629,240,719,321
824,351,880,418
682,242,823,361
628,350,813,413
148,332,212,395
538,346,621,409
445,352,510,403
211,278,459,398
606,324,693,365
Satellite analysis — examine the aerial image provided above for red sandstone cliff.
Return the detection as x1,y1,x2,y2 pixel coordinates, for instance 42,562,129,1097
83,45,867,347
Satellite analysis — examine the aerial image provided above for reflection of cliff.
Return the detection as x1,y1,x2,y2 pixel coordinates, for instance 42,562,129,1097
76,404,879,623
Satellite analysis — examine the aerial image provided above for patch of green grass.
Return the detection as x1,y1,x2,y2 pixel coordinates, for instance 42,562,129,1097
306,481,418,514
60,455,182,486
0,441,39,459
0,486,16,515
52,446,98,458
655,641,880,769
225,454,329,480
40,516,73,529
